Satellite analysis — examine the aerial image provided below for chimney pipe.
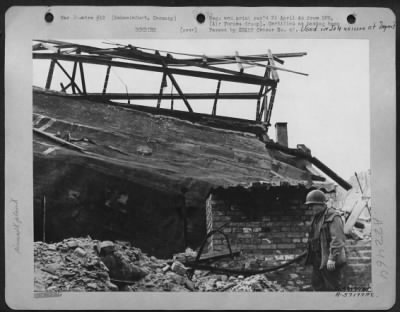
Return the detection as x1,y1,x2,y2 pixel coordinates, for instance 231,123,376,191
275,122,288,147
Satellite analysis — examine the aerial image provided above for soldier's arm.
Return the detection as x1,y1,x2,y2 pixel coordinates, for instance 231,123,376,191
328,216,346,261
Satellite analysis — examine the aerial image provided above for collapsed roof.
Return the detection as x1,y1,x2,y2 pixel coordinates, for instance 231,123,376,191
32,41,351,206
33,87,344,207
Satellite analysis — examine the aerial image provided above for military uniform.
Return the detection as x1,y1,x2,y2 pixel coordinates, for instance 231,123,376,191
305,207,347,291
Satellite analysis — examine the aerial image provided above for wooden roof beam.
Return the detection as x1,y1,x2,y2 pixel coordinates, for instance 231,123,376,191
33,53,277,86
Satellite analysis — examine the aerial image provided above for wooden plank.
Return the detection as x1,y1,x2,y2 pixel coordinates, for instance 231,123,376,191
165,72,193,112
79,61,87,94
268,49,280,81
235,51,244,73
102,65,111,94
45,60,56,90
33,128,85,152
344,199,368,234
71,62,78,94
33,53,276,86
81,92,260,100
54,60,83,94
156,72,167,109
256,67,270,121
212,80,221,116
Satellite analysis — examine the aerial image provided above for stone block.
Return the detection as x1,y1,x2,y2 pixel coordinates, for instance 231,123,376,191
171,261,188,276
74,247,87,257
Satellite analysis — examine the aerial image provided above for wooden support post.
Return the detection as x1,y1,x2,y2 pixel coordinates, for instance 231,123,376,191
155,50,193,112
265,87,277,125
256,67,270,121
61,82,71,92
54,60,83,94
102,65,111,95
71,62,78,94
164,71,193,112
79,61,87,94
268,49,279,82
45,59,56,90
263,94,268,122
157,72,167,109
235,51,244,73
212,80,221,116
170,85,174,110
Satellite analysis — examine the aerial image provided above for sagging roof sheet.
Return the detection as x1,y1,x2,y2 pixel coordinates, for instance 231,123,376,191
33,88,335,204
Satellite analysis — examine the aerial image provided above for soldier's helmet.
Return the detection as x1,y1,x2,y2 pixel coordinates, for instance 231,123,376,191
305,189,326,205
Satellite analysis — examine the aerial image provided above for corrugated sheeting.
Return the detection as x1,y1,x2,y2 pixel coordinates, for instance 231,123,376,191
33,88,335,205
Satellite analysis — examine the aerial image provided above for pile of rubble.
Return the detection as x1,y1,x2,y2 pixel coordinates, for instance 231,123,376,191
34,237,302,292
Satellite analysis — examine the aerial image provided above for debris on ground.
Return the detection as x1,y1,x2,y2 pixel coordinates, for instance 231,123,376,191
35,237,310,292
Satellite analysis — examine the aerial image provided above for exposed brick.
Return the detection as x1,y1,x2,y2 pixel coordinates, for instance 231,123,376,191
269,233,286,238
213,215,231,222
259,244,277,249
237,233,252,239
277,243,296,249
287,232,303,238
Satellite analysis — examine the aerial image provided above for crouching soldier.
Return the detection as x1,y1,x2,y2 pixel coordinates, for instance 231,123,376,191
304,190,347,291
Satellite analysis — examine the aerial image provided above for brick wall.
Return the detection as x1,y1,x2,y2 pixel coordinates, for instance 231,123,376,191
343,239,372,288
206,188,313,256
205,188,371,289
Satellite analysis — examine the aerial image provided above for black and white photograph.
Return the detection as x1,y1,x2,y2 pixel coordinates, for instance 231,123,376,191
4,6,396,310
32,38,371,293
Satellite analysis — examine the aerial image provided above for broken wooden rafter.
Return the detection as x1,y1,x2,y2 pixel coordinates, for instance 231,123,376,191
264,141,352,190
53,60,83,94
33,53,277,87
33,128,85,153
80,92,260,101
156,51,193,113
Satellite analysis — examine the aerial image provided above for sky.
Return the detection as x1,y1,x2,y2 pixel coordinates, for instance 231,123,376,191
33,39,370,181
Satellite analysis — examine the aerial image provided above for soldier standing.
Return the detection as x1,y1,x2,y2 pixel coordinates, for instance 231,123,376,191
304,189,347,291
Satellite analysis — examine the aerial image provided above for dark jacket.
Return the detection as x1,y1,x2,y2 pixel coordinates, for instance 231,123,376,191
305,207,347,269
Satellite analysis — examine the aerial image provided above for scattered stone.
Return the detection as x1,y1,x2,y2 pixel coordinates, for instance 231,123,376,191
136,145,152,156
42,263,62,275
34,237,301,293
171,261,188,276
66,240,78,249
87,283,98,290
289,273,299,279
184,279,195,291
74,247,87,257
61,271,76,278
47,244,57,251
99,241,115,255
46,286,58,291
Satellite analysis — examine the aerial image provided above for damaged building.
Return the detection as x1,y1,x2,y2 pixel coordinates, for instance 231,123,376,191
32,40,371,290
